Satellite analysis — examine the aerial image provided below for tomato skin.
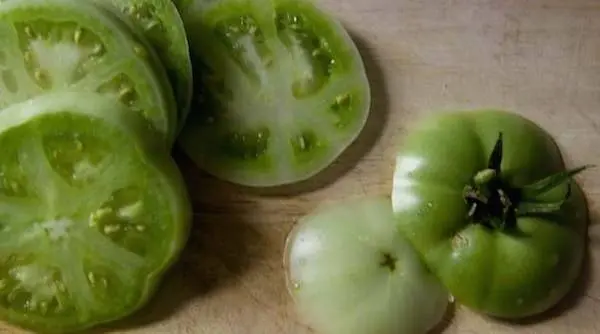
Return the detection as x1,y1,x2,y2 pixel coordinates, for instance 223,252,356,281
391,110,588,319
284,196,450,334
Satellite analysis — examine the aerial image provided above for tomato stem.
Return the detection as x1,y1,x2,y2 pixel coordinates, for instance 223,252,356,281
464,133,593,229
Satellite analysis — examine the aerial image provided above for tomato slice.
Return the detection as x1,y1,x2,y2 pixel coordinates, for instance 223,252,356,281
284,196,449,334
175,0,371,187
0,92,191,332
92,0,194,132
0,0,178,145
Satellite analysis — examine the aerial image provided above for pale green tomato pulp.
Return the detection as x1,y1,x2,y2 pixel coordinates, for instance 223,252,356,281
175,0,371,187
0,92,191,333
92,0,194,132
0,0,178,145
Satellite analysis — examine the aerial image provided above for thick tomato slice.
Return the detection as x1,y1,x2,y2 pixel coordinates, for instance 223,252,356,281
0,0,178,145
176,0,371,187
93,0,194,131
0,92,191,332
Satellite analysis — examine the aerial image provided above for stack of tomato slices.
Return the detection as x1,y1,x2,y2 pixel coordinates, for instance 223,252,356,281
0,0,193,332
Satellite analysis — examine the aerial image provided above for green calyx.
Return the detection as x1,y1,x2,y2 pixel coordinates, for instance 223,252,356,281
463,132,592,230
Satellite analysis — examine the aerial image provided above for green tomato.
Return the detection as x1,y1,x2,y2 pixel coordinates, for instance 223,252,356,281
92,0,194,132
284,196,449,334
0,91,191,333
391,110,590,319
175,0,371,187
0,0,178,144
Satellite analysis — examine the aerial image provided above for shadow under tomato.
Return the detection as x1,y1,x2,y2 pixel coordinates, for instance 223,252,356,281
428,301,456,334
588,211,600,246
231,29,390,197
88,151,267,333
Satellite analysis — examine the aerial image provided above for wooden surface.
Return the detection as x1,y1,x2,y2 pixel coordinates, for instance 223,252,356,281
120,0,600,333
6,0,600,333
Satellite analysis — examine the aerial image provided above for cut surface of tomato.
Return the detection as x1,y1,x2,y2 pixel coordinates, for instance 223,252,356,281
93,0,194,131
0,0,178,144
176,0,371,187
0,92,191,333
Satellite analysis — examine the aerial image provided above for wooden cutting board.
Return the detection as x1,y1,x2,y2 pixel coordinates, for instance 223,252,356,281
4,0,600,333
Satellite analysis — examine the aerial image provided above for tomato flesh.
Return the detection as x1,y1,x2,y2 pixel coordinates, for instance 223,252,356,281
176,0,371,187
0,0,178,145
93,0,194,131
0,92,191,332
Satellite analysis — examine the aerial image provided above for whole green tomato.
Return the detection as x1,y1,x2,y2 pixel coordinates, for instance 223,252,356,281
391,110,590,319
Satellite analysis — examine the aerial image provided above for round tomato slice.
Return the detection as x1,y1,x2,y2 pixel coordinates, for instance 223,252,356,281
284,196,449,334
0,0,178,145
93,0,194,132
0,92,191,332
175,0,371,187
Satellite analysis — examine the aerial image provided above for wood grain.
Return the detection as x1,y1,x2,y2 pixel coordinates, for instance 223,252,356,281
3,0,600,333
